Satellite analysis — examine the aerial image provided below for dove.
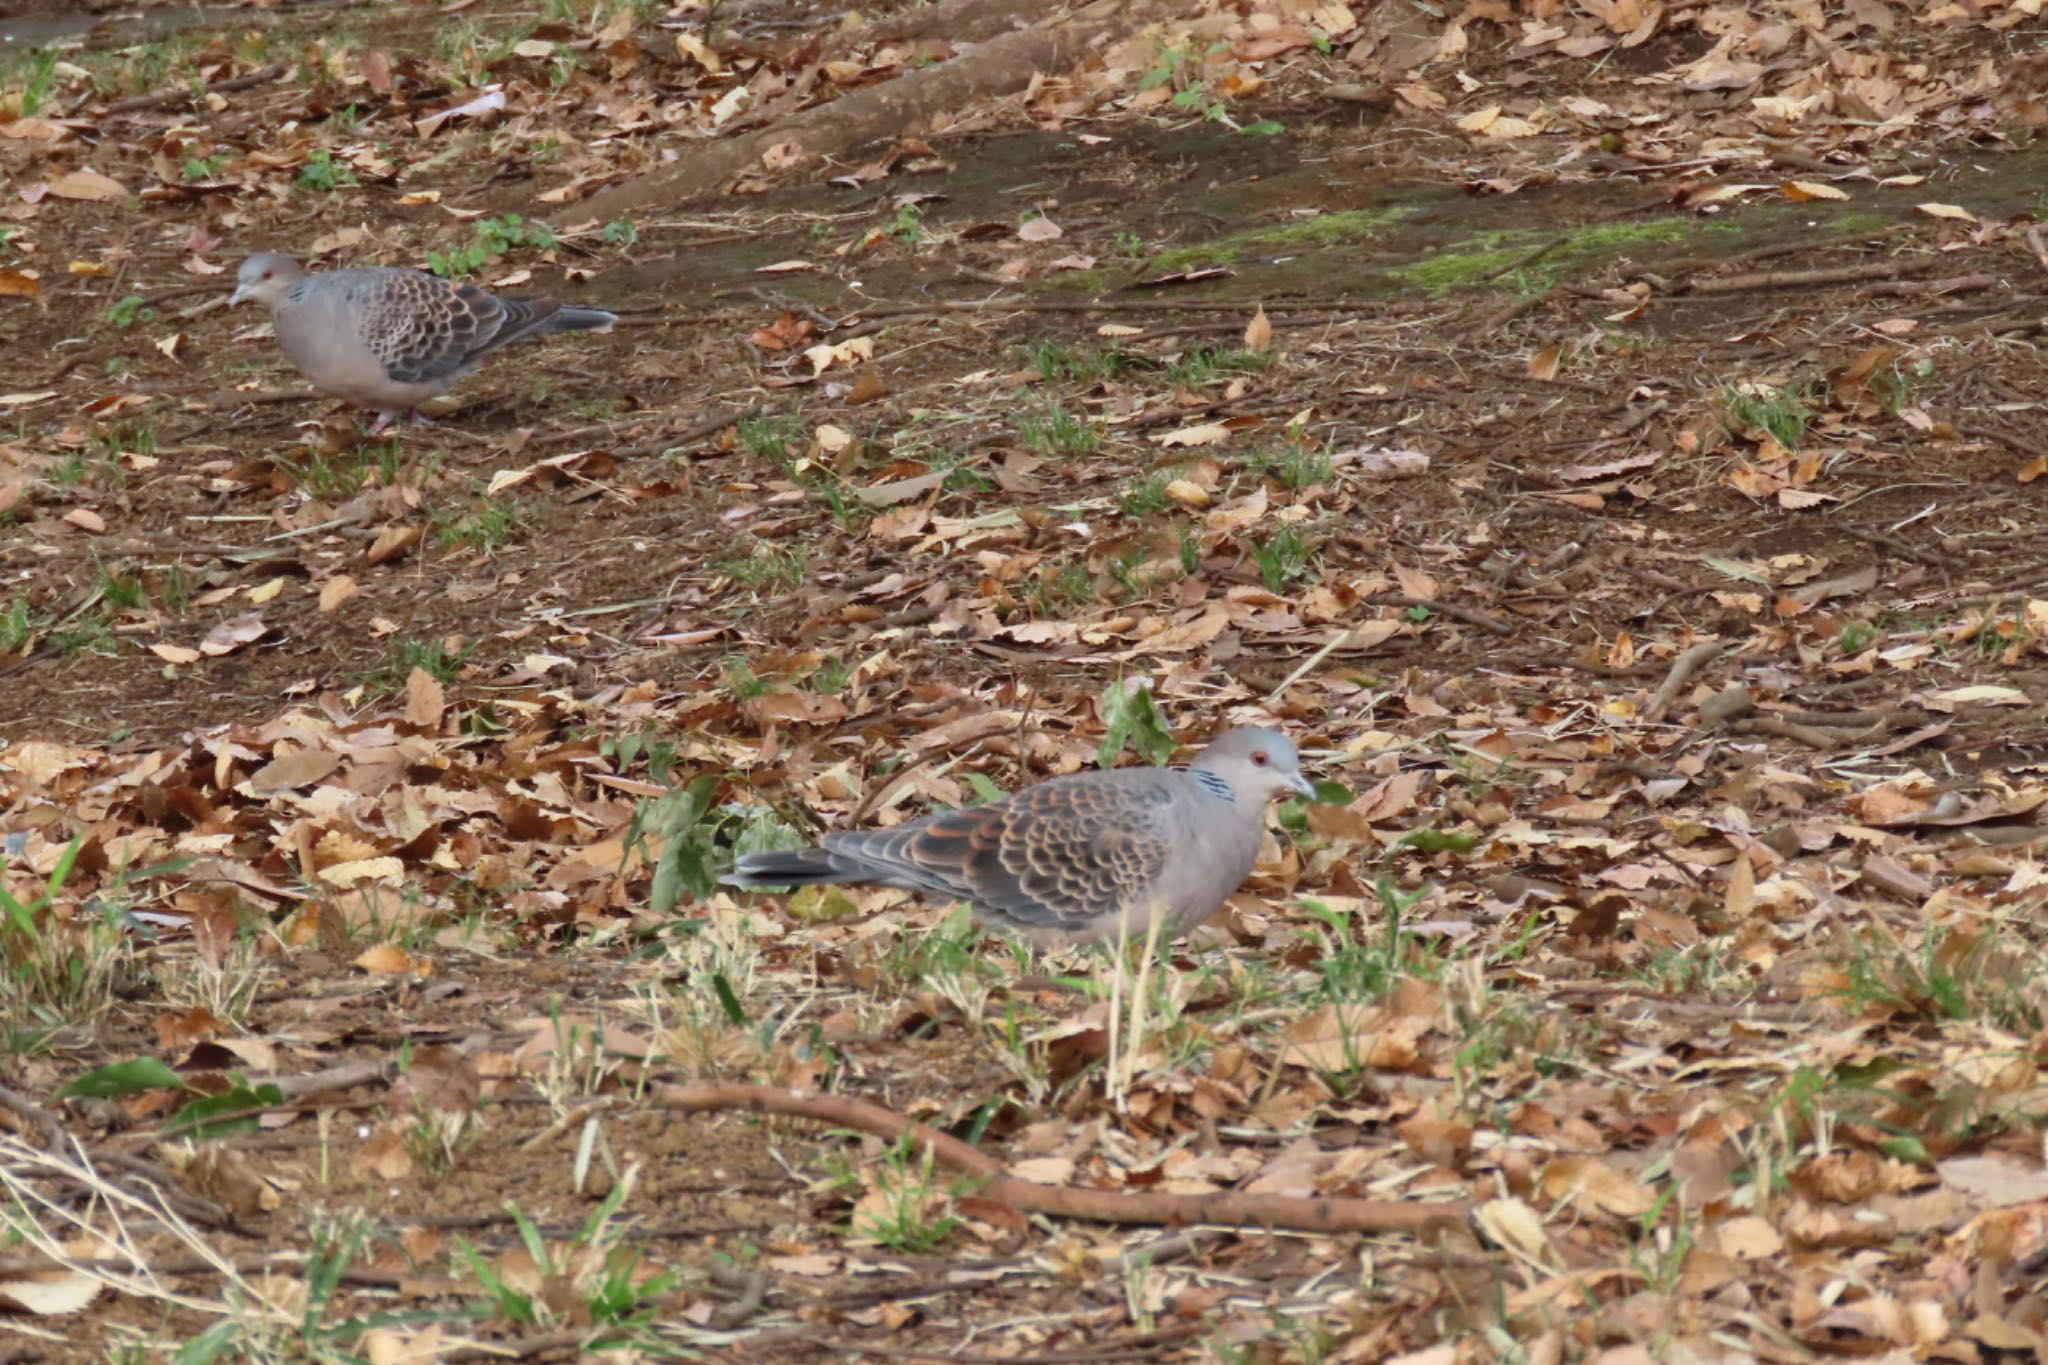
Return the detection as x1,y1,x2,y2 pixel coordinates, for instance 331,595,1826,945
229,252,617,434
724,727,1314,947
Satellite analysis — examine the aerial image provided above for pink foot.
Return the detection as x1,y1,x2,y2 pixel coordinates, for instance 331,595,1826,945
366,411,396,436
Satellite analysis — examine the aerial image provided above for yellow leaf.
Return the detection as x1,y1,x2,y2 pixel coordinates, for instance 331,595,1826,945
353,942,421,975
326,858,406,889
1154,421,1233,448
1725,852,1755,918
319,575,361,612
1717,1215,1785,1259
1479,114,1542,139
404,667,445,730
1781,179,1850,202
1455,104,1501,133
44,169,128,201
1244,305,1273,355
1204,485,1268,532
1915,202,1978,222
675,31,722,72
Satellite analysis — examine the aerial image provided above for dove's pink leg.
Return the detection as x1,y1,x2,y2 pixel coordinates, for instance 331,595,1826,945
366,411,396,436
408,411,435,428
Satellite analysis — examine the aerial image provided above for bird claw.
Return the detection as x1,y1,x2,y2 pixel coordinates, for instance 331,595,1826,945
363,411,430,437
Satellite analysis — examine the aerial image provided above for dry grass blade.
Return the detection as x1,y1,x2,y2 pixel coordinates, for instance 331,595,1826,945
0,1137,283,1324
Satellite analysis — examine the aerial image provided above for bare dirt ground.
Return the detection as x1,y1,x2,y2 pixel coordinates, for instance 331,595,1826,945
9,0,2048,1360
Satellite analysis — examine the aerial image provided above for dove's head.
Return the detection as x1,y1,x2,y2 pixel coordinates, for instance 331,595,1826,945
1196,727,1315,803
230,252,305,308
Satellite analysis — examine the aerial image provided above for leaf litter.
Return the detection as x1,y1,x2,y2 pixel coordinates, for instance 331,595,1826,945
4,0,2048,1358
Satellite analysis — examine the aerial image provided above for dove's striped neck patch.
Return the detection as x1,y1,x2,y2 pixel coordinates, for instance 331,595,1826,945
1188,768,1237,803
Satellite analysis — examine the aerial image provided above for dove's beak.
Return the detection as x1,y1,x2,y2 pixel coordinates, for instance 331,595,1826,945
228,284,250,307
1286,771,1316,800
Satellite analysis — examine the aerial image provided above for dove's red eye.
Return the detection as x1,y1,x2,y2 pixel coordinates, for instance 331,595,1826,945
1251,751,1270,766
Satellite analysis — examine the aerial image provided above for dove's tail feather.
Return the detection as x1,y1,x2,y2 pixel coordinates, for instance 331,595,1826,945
723,848,866,891
549,306,618,335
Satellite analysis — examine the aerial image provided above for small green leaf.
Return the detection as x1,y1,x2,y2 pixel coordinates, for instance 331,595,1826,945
668,773,722,830
1239,119,1287,137
1394,828,1481,855
964,772,1008,804
1097,682,1176,768
170,1318,240,1365
43,836,82,902
710,971,747,1025
1702,555,1770,587
671,841,718,900
1878,1134,1930,1165
648,773,726,912
650,845,685,916
55,1056,186,1100
1310,779,1352,804
785,885,859,924
163,1082,286,1140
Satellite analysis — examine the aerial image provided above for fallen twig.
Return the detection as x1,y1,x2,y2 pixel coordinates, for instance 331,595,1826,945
1473,236,1570,285
36,343,148,389
2028,225,2048,275
1464,285,1565,339
1371,594,1514,636
843,296,1391,323
1687,260,1937,294
444,1329,617,1363
0,1251,418,1290
0,1082,66,1152
1643,640,1724,722
1730,715,1850,749
821,1323,1209,1363
1862,272,1998,298
606,407,759,459
99,62,289,116
265,1057,394,1099
708,1264,772,1329
652,1083,1466,1236
520,1095,623,1150
578,0,1159,218
1769,706,1905,728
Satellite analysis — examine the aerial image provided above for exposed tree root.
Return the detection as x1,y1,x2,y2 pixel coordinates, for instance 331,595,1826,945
579,0,1160,220
652,1082,1468,1236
